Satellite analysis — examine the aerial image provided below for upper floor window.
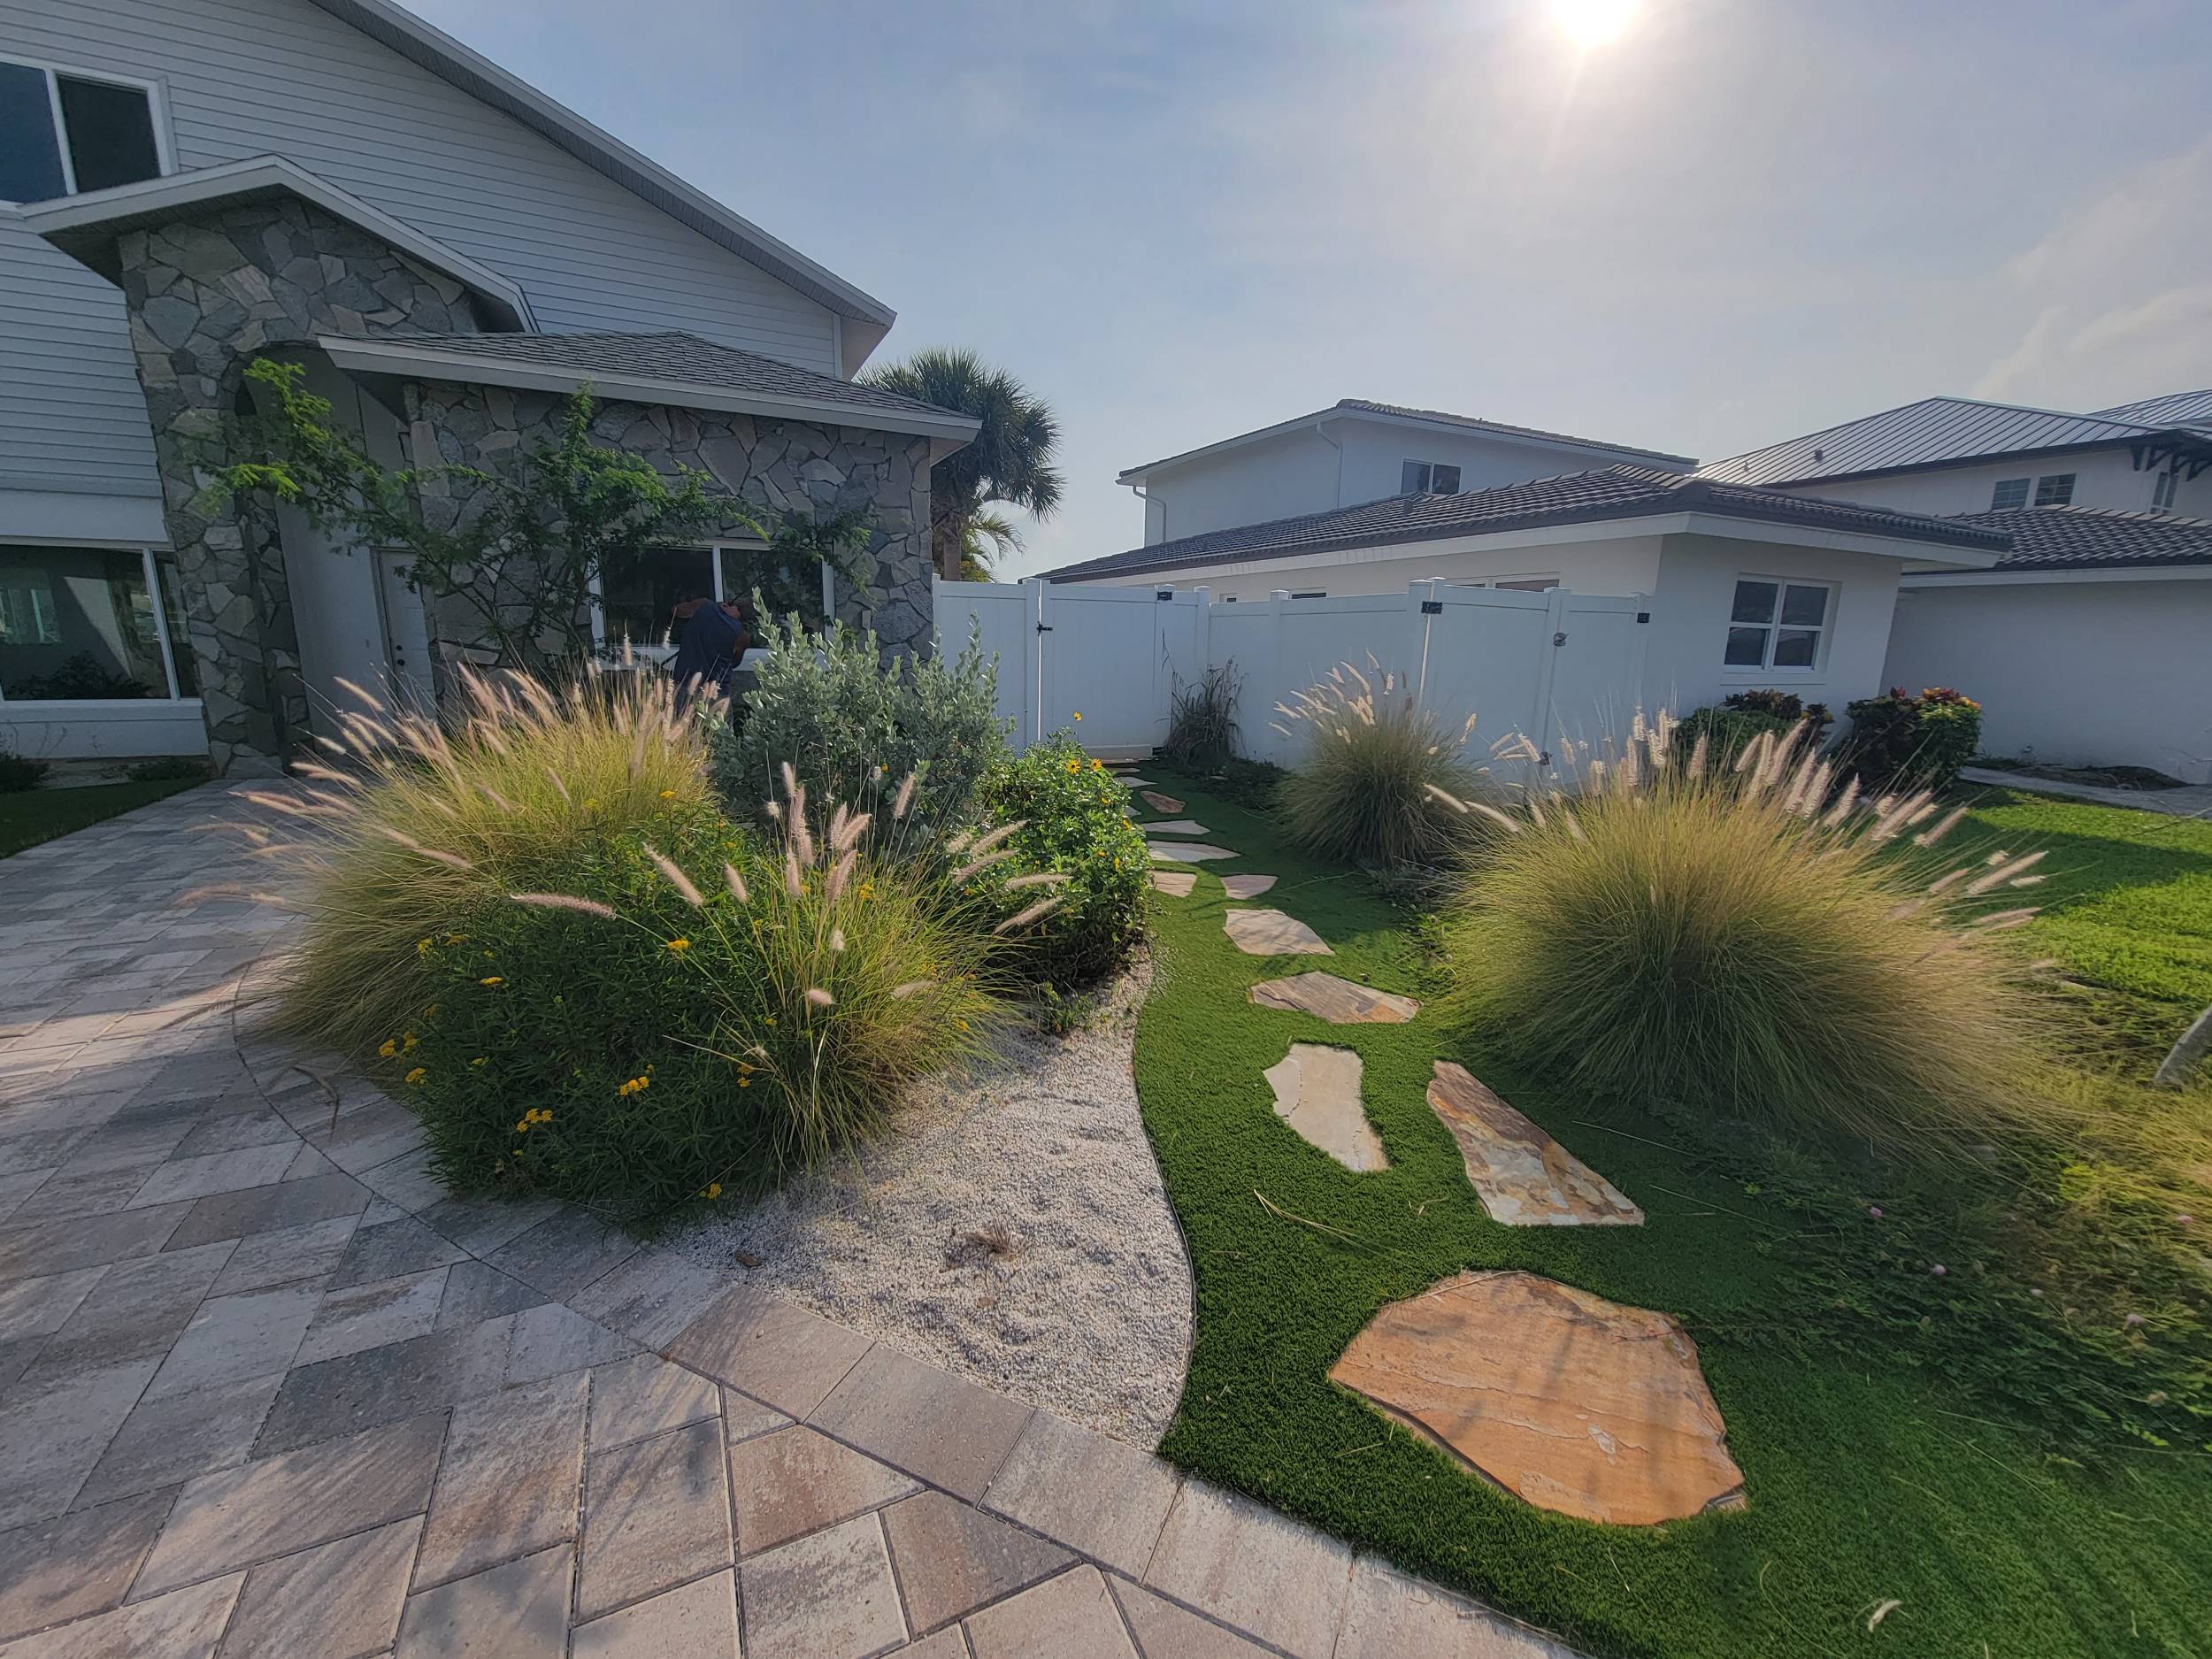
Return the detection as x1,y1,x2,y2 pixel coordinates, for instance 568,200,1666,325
1724,576,1831,672
0,58,165,204
1401,461,1463,495
2153,470,2178,512
2033,472,2076,507
1990,478,2029,510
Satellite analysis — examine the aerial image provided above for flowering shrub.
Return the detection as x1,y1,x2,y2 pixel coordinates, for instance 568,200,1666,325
1841,686,1983,791
972,733,1149,988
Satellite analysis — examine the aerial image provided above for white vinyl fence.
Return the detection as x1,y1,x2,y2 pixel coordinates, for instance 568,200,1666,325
933,577,1653,771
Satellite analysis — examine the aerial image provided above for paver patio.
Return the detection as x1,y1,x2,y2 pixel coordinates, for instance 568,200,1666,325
0,783,1578,1658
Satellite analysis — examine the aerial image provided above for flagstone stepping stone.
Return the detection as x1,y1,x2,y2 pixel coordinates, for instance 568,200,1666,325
1150,841,1239,864
1248,972,1418,1025
1117,776,1156,788
1218,874,1277,899
1425,1062,1641,1226
1140,790,1184,813
1263,1043,1388,1171
1223,908,1333,956
1329,1270,1744,1525
1140,819,1210,836
1150,871,1197,896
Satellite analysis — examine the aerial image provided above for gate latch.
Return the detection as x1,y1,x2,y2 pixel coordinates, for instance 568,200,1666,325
1419,599,1443,615
1035,622,1053,633
1552,631,1568,647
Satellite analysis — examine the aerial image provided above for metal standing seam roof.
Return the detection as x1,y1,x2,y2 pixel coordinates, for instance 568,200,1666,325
1920,506,2212,574
2091,389,2212,434
338,331,973,426
1694,396,2184,488
1041,465,2008,582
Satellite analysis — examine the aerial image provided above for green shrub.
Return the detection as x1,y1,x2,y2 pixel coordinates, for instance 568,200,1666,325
1164,661,1240,769
707,615,1007,834
973,733,1149,988
1437,722,2047,1151
126,756,212,783
255,667,715,1056
1277,661,1481,867
0,749,50,793
1842,685,1982,791
1158,754,1284,813
1675,691,1832,772
390,800,1003,1221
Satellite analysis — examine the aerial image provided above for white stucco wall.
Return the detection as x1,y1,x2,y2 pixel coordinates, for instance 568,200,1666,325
1885,576,2212,784
1776,451,2205,518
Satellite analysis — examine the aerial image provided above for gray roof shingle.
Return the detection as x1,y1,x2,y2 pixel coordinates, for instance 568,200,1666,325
1043,466,2006,582
1694,396,2175,488
367,331,968,424
1928,506,2212,574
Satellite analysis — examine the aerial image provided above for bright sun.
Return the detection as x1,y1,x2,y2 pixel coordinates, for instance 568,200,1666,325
1551,0,1639,48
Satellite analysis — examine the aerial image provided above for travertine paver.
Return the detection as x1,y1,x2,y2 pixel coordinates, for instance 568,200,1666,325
1148,841,1240,864
1328,1271,1746,1525
1218,873,1277,899
0,785,1584,1659
1140,818,1210,836
1337,1558,1579,1657
1248,972,1418,1025
1222,909,1333,956
1149,870,1198,897
1425,1063,1642,1226
1139,790,1184,813
1145,1481,1356,1659
1263,1045,1389,1171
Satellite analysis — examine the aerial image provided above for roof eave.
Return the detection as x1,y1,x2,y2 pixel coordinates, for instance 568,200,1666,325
22,156,536,332
302,0,896,342
314,334,981,441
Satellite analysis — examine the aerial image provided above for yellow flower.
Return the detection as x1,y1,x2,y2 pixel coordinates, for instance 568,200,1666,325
404,1066,426,1084
583,797,601,810
377,1039,397,1059
422,1003,439,1018
1090,758,1105,771
535,1109,553,1123
659,788,676,799
616,1076,649,1097
666,938,691,953
401,1033,418,1051
764,1014,776,1026
470,1056,486,1068
1064,758,1080,773
447,933,467,945
738,1076,751,1088
416,937,432,954
480,975,504,987
1071,710,1082,721
699,1182,723,1199
955,1018,970,1033
856,881,875,902
514,1118,530,1133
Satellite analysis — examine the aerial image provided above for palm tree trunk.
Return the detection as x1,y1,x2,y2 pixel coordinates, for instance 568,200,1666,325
930,505,964,582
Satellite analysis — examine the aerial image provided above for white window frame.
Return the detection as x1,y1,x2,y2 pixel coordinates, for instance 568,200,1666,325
1990,477,2030,510
2153,470,2178,512
1723,573,1834,678
0,541,192,705
588,540,834,662
0,55,173,206
2032,472,2077,507
1400,460,1463,495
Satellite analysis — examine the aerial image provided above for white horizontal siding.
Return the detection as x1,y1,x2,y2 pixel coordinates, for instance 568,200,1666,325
0,0,843,365
0,218,163,500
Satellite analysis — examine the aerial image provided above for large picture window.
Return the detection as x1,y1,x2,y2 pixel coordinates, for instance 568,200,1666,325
1724,576,1832,672
0,546,188,702
0,58,165,204
593,543,833,657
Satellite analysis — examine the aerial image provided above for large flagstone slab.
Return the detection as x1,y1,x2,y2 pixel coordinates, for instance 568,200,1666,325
1149,871,1197,897
1139,790,1184,813
1262,1045,1387,1171
1218,875,1277,899
1425,1063,1640,1226
1223,909,1332,956
1150,841,1239,864
1248,972,1418,1025
1140,819,1210,837
1329,1271,1744,1525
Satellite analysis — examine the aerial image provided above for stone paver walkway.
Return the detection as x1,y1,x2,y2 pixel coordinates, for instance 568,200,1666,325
0,784,1578,1659
1957,766,2212,818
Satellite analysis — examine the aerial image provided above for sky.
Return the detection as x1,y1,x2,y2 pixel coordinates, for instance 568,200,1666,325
411,0,2212,577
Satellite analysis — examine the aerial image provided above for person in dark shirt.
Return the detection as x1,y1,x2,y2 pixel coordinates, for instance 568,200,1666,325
668,595,754,701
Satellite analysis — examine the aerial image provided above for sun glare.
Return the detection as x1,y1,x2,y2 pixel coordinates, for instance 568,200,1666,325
1552,0,1639,48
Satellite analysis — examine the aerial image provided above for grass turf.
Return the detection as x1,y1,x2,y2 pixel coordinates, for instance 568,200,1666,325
0,778,201,859
1129,779,2212,1659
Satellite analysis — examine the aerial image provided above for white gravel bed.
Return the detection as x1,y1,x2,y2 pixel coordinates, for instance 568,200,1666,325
669,957,1194,1446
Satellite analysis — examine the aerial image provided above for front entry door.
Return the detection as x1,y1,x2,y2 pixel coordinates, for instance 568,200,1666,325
377,552,434,710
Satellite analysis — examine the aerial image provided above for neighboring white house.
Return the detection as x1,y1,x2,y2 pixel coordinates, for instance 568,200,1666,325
1699,390,2212,782
1042,465,2006,723
1118,399,1693,547
1,0,968,769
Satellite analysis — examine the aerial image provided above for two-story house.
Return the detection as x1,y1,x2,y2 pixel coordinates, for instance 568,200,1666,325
1048,398,2006,725
0,0,974,772
1699,391,2212,782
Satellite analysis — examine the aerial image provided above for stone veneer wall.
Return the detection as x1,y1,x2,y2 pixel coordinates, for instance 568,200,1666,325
115,197,485,772
409,385,938,657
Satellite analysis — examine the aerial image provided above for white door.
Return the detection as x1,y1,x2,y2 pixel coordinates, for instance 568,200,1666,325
378,552,435,710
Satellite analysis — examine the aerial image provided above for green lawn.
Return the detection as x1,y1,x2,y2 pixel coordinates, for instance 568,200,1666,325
0,778,201,859
1130,779,2211,1659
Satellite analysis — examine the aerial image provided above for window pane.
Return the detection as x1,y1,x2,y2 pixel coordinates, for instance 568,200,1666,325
598,546,712,651
1771,628,1819,668
1779,584,1829,626
1431,464,1461,494
1724,626,1769,667
1496,577,1559,591
56,75,160,192
718,545,826,629
1990,478,2028,510
0,546,169,699
153,553,197,696
1730,580,1778,624
1401,461,1428,495
0,63,67,203
2034,472,2076,506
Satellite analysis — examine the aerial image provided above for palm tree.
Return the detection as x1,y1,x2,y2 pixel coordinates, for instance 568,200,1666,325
957,509,1023,581
860,348,1063,580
